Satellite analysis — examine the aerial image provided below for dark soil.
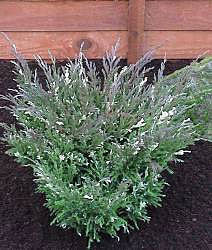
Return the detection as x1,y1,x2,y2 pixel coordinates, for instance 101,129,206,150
0,59,211,250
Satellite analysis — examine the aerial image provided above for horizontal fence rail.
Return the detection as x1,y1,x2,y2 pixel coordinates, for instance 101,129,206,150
0,0,212,62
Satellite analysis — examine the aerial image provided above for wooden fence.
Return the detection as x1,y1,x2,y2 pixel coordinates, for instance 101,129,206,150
0,0,212,63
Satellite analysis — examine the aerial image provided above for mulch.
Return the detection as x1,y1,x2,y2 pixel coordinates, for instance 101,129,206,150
0,59,211,250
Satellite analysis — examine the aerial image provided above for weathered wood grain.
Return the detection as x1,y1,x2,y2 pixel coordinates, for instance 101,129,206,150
0,1,128,31
145,0,212,31
3,0,127,1
0,0,211,61
128,0,146,63
1,30,211,60
0,31,127,59
144,31,212,59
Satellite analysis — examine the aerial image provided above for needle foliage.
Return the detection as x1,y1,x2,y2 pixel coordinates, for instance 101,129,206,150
0,44,211,249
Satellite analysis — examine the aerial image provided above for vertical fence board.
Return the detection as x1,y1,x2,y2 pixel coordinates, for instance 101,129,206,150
128,0,145,63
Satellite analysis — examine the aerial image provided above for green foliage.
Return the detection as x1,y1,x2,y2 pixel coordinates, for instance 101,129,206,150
0,45,211,249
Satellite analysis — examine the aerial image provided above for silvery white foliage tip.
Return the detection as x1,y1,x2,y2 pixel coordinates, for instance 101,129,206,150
132,118,146,129
150,161,163,174
174,150,191,156
0,35,211,249
56,121,64,126
59,155,65,161
83,195,93,200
